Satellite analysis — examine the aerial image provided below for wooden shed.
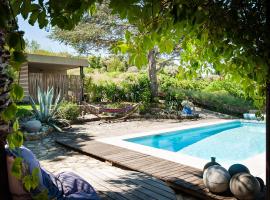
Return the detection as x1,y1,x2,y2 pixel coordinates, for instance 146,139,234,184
19,54,88,102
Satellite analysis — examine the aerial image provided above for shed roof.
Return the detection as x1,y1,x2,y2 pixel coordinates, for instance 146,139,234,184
26,54,88,71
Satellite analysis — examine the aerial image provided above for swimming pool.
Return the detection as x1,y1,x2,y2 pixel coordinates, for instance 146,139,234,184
125,121,265,163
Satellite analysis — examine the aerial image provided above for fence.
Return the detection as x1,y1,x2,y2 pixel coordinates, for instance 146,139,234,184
29,73,82,102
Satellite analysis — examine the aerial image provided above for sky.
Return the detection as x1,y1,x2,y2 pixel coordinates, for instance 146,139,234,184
18,16,77,54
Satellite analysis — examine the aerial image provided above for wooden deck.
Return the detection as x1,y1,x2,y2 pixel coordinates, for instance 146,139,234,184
74,164,177,200
56,139,236,200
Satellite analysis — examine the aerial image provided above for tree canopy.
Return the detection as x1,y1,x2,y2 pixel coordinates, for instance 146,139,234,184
49,2,131,54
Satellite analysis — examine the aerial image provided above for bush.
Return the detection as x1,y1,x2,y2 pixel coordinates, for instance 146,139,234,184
184,89,254,116
85,72,255,116
58,101,80,121
103,56,126,72
17,105,33,119
202,79,245,98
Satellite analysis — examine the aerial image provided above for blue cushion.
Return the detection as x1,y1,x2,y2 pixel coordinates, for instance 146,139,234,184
7,146,99,199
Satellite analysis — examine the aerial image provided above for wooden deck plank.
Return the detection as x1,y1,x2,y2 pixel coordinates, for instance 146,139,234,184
56,139,237,200
84,169,139,200
99,167,176,200
118,169,176,194
76,166,176,200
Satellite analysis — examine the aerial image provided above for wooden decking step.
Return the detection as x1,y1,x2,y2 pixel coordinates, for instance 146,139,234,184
56,138,237,200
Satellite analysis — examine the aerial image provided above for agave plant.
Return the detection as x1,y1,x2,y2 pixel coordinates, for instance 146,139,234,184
29,86,63,131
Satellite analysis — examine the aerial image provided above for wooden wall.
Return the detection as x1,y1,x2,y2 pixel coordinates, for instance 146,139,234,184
28,73,82,103
19,64,29,101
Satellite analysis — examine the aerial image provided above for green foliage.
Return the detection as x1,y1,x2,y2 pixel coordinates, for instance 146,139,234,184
11,157,23,179
49,2,131,54
103,55,126,72
58,101,80,121
1,103,17,122
86,71,255,116
88,56,103,69
10,84,24,101
22,168,40,192
185,90,254,116
29,87,62,131
85,74,151,112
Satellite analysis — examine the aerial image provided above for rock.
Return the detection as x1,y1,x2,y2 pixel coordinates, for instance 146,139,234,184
203,157,220,172
228,164,250,177
203,165,231,193
25,120,42,133
230,173,260,200
127,66,139,73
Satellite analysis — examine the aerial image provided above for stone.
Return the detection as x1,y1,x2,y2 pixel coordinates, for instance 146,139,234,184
25,120,42,133
203,157,220,172
203,165,231,193
230,173,260,200
228,164,250,177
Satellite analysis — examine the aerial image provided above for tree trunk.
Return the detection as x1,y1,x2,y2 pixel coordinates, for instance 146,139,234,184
148,49,158,99
0,0,13,198
0,32,12,200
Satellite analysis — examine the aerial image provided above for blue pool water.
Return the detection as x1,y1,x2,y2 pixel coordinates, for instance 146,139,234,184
125,121,266,162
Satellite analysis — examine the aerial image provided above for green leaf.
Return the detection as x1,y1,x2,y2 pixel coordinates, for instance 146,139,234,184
134,53,148,67
118,43,129,53
11,84,24,101
22,167,40,192
28,11,39,26
7,131,24,148
37,11,48,29
1,103,17,121
21,0,31,19
6,32,21,50
11,157,22,179
88,4,97,16
125,30,131,41
143,36,153,50
11,51,26,64
13,119,19,131
11,0,23,16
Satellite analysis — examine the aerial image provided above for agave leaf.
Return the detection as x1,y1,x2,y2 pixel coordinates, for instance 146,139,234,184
47,87,54,117
29,96,41,120
37,87,44,120
51,90,62,117
48,121,62,132
40,88,48,122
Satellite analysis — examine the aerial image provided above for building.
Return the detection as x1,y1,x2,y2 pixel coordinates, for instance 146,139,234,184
19,54,88,102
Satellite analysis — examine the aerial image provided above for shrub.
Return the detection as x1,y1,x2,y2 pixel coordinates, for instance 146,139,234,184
58,101,80,121
184,89,254,116
17,105,33,119
202,79,245,98
103,56,126,72
102,82,126,102
84,77,104,102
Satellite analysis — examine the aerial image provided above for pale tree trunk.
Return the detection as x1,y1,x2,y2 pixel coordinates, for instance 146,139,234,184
0,0,12,198
148,48,158,99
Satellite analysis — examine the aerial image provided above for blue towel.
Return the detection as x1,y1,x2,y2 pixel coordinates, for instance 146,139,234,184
182,106,192,115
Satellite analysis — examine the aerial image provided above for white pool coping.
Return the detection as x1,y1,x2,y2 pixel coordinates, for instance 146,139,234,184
97,119,266,181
